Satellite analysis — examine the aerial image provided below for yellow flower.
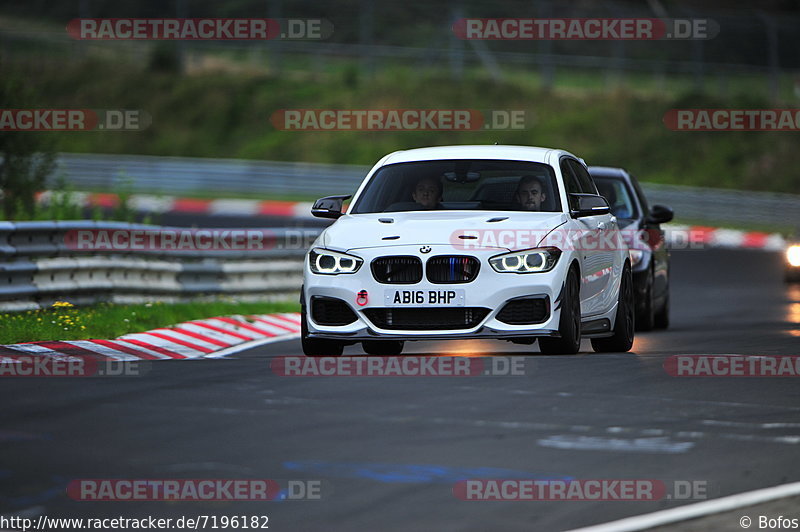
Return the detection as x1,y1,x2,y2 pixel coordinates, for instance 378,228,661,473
52,301,74,308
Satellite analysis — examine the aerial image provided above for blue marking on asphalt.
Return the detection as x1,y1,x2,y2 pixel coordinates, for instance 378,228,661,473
283,461,572,484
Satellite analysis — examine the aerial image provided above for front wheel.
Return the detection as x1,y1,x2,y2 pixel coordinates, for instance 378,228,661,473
362,340,404,356
591,264,635,353
539,267,581,355
635,268,655,331
301,306,344,357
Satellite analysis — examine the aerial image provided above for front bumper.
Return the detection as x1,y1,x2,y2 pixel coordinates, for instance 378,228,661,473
303,244,568,341
307,328,560,341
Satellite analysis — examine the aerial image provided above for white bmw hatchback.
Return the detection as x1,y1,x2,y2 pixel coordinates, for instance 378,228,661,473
301,145,634,356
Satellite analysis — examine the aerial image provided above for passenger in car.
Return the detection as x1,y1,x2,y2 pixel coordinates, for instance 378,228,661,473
412,176,443,210
514,175,547,211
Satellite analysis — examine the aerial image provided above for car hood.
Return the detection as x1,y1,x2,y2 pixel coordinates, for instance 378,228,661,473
318,211,570,252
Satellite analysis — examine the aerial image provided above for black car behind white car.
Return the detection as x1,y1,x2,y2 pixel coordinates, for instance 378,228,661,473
589,166,673,330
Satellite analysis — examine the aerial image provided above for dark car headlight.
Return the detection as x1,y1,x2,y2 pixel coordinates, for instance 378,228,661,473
787,245,800,268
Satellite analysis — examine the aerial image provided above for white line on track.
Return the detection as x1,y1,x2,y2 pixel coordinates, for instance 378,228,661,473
204,333,301,359
538,434,694,454
567,480,800,532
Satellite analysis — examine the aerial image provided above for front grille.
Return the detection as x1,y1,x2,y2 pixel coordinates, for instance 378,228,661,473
371,256,422,284
426,256,480,284
310,297,357,326
363,308,489,330
496,297,550,325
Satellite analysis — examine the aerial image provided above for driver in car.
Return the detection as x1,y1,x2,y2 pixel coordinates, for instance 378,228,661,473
412,176,443,210
595,181,632,219
514,175,547,211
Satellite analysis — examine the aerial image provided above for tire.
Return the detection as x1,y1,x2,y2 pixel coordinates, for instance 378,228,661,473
592,263,635,353
362,340,404,356
539,267,581,355
635,268,655,332
301,306,344,357
654,290,670,329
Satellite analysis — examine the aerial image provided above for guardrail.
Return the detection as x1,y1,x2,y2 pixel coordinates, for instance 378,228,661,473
0,221,323,312
53,153,800,230
54,153,367,198
639,183,800,230
0,219,786,313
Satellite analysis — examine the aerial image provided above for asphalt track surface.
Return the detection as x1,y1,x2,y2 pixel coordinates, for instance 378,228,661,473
2,249,799,531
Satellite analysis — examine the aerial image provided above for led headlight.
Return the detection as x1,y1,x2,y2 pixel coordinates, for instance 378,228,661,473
787,245,800,268
489,247,561,273
309,248,363,275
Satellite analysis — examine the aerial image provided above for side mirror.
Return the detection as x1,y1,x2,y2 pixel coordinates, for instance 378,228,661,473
311,195,351,219
569,193,610,218
646,204,674,225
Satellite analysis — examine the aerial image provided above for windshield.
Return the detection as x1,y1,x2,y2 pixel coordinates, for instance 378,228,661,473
591,176,640,220
350,159,562,214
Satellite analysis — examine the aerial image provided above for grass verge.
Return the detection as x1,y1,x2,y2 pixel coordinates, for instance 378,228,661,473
4,58,800,195
0,300,300,345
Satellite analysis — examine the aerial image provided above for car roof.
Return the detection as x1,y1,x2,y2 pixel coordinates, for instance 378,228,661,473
380,145,573,165
588,166,630,179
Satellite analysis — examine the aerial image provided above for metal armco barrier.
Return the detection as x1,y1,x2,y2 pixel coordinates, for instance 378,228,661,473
53,153,800,229
54,153,368,198
0,221,322,312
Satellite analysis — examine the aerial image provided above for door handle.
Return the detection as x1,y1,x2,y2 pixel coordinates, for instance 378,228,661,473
597,222,606,230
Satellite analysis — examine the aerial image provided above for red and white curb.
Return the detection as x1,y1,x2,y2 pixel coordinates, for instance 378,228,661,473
37,191,315,219
665,224,786,251
0,312,301,360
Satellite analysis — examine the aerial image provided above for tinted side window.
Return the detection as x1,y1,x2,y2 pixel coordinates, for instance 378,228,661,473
559,159,582,210
560,159,581,195
630,175,650,214
569,160,599,194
